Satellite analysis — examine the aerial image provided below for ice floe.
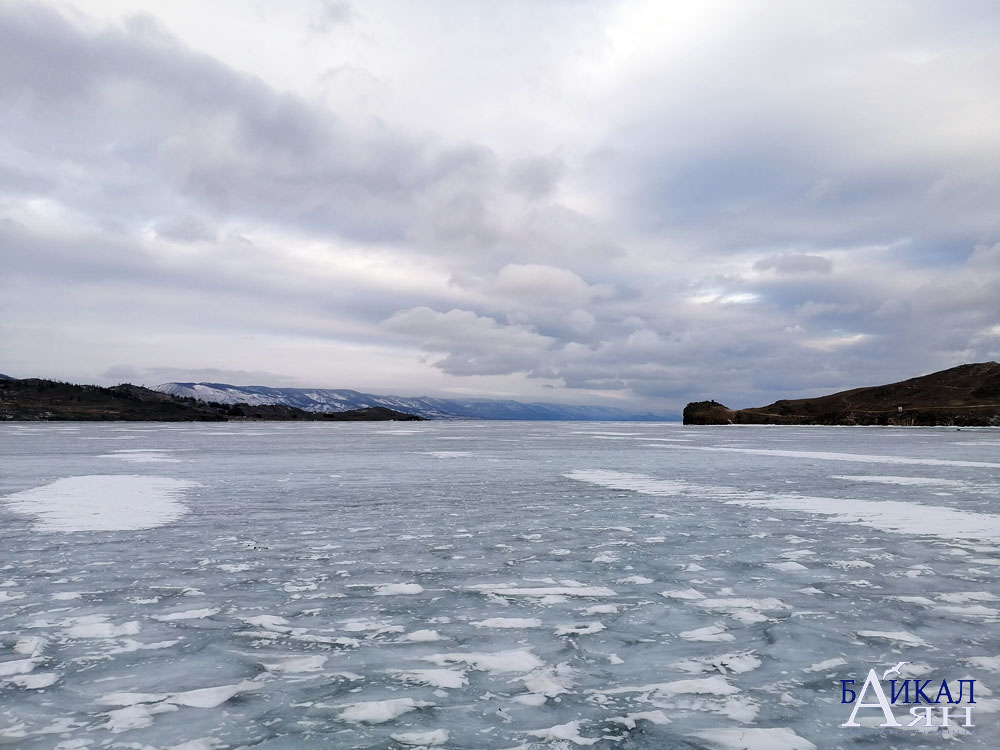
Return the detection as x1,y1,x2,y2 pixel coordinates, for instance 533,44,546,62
471,617,543,628
856,630,930,647
394,668,468,689
152,607,220,621
471,584,616,597
260,655,328,673
592,675,740,697
423,649,544,673
526,720,600,745
336,697,432,724
679,624,736,642
688,726,817,750
372,582,424,595
390,728,449,746
674,651,762,675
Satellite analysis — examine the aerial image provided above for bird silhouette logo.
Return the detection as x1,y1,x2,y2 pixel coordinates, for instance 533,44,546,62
881,661,910,680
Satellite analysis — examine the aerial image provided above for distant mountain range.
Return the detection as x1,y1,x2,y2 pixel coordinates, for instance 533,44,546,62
683,361,1000,426
156,382,676,421
1,378,421,422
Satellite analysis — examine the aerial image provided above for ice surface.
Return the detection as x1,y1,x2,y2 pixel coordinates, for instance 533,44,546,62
336,697,432,723
567,469,1000,542
372,582,424,595
2,474,195,531
472,617,544,628
422,649,544,673
673,445,1000,468
391,728,450,745
394,668,468,688
688,726,817,749
1,421,999,749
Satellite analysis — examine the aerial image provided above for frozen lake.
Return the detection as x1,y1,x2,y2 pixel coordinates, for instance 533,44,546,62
1,421,999,749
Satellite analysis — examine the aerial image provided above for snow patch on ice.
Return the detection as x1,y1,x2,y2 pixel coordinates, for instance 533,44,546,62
471,584,616,597
804,657,847,673
4,475,195,531
617,575,654,584
594,675,740,697
662,587,705,600
169,680,257,708
527,720,599,745
153,608,219,622
372,583,424,596
63,616,141,639
471,617,543,629
567,470,1000,542
395,669,468,689
674,651,762,675
554,621,606,636
609,710,672,728
831,474,969,487
337,697,432,724
391,729,449,746
260,655,328,673
688,727,817,750
856,630,930,647
679,624,735,642
99,450,179,464
423,649,544,673
674,446,1000,469
397,629,445,642
768,561,808,572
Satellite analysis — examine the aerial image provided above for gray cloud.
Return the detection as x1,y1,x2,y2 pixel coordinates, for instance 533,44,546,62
753,254,833,275
155,215,216,243
2,1,999,409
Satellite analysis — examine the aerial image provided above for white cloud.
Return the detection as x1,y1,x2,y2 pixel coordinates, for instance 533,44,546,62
382,307,555,377
753,254,833,275
493,264,596,306
2,1,999,410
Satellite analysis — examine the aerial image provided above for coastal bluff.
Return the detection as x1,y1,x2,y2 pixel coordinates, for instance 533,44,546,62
683,362,1000,427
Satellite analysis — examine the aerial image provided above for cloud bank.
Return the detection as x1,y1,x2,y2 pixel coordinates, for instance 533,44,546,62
2,0,999,409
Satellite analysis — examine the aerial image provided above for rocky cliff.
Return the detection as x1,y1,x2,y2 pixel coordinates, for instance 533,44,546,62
683,362,1000,426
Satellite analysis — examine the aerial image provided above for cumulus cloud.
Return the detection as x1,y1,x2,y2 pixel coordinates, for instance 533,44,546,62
382,307,555,376
493,264,597,305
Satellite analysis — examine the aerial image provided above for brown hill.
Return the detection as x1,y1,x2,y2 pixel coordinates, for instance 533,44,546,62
683,362,1000,426
0,378,422,422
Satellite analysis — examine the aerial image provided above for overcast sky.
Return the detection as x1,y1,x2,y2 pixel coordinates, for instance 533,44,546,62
2,0,999,410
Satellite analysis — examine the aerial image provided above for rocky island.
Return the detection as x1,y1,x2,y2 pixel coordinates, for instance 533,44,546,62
684,362,1000,427
0,378,422,421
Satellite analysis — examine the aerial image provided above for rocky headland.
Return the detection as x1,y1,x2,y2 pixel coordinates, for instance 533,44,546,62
684,362,1000,427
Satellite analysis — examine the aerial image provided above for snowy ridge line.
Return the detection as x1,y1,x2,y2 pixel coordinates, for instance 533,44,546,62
566,470,1000,542
155,382,674,421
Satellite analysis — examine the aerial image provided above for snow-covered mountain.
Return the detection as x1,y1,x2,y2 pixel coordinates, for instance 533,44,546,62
155,382,676,421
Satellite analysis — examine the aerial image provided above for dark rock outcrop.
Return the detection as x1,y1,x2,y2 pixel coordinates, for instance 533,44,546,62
682,400,736,425
0,378,422,422
684,362,1000,426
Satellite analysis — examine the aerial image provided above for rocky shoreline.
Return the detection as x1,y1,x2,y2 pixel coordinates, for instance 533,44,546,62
684,362,1000,427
